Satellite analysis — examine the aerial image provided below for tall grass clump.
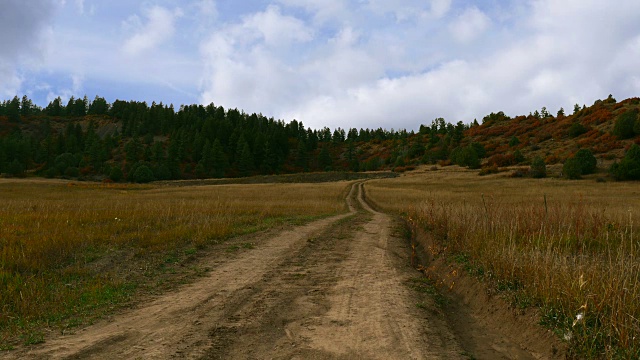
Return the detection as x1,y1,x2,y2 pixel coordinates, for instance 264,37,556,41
0,179,348,347
366,169,640,358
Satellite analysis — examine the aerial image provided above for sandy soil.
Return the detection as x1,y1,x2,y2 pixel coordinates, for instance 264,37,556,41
6,182,563,359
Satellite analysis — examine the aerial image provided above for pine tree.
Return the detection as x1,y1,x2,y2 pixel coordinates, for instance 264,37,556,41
319,145,333,171
211,139,228,178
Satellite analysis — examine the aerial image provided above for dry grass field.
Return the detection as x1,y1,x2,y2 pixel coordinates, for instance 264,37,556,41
0,178,349,348
366,167,640,359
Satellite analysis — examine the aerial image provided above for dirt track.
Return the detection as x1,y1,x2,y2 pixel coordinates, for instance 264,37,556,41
8,182,560,359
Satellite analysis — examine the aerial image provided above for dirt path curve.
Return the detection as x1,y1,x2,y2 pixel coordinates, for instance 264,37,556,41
9,182,465,359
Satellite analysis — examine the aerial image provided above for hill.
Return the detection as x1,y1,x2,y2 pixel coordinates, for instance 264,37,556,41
0,94,639,181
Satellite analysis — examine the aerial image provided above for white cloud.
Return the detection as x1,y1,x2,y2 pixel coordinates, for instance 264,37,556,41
430,0,452,19
122,6,182,56
449,6,491,43
242,5,314,47
75,0,84,14
272,0,640,130
274,0,348,25
0,0,55,96
200,5,315,112
45,74,84,103
366,0,451,21
197,0,217,17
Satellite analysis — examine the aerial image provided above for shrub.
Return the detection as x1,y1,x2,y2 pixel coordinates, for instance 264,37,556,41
610,144,640,180
509,136,521,147
568,122,587,138
487,153,516,167
513,150,525,164
563,158,582,179
132,165,155,183
450,146,481,169
530,156,547,178
573,149,597,175
613,110,638,139
470,142,487,158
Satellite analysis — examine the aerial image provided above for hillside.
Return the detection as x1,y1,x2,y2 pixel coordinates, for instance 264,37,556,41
0,95,639,182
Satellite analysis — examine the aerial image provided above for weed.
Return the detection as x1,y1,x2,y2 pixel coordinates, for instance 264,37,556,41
367,168,640,357
21,332,44,346
0,179,349,347
408,277,448,308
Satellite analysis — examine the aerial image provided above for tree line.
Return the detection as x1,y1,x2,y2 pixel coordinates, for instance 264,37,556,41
0,95,439,182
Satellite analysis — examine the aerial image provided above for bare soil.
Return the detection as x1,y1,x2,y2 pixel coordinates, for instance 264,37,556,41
6,182,564,359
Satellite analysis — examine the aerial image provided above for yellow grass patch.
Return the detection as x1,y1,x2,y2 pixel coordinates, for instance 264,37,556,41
366,167,640,358
0,179,349,347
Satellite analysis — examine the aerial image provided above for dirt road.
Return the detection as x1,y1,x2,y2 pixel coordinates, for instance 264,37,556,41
8,182,558,359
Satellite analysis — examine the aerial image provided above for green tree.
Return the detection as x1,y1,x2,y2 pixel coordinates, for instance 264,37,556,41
568,122,587,138
573,149,597,175
610,144,640,180
450,146,480,169
295,140,309,171
563,158,582,179
236,139,254,176
7,96,20,123
530,156,546,178
211,139,228,178
318,145,333,171
573,104,581,114
509,136,520,147
132,165,155,183
45,97,64,116
88,96,109,115
613,110,638,139
470,142,486,158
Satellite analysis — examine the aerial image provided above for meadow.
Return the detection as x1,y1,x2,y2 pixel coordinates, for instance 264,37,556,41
366,167,640,359
0,178,349,348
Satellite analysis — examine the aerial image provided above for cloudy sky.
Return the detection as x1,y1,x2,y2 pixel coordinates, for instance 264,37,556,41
2,0,640,130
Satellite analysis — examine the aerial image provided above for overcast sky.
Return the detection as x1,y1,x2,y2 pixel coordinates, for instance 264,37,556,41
1,0,639,130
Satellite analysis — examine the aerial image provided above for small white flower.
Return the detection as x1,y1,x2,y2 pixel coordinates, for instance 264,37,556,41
564,331,573,341
573,312,584,327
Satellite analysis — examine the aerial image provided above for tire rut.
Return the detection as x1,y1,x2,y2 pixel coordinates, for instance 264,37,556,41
204,183,465,359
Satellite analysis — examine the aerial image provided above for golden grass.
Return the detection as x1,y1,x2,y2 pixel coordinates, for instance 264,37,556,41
366,167,640,358
0,179,349,347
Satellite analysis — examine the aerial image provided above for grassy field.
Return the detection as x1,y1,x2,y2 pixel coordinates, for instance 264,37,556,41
366,167,640,359
0,178,350,348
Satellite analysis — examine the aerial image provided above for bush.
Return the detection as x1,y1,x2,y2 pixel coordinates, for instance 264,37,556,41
487,153,515,167
613,110,638,139
132,165,155,183
54,153,79,174
610,144,640,180
568,122,587,138
563,158,582,179
450,146,480,169
530,156,547,178
509,136,521,147
573,149,597,175
470,142,487,158
513,150,525,164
